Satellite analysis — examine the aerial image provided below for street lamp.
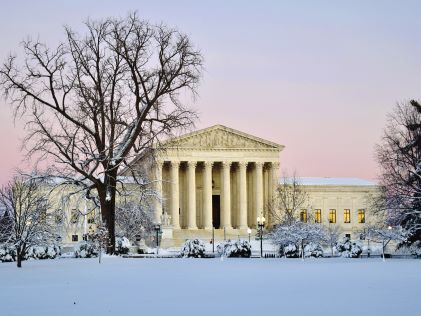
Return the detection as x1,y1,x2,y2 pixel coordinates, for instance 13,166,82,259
257,215,265,258
154,224,162,255
247,228,252,243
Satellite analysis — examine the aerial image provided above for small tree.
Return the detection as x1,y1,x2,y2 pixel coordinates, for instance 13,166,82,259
269,172,309,225
0,177,58,267
363,225,409,261
270,221,326,259
326,224,341,257
88,221,109,264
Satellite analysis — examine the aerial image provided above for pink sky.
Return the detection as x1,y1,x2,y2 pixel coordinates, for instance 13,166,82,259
1,1,421,184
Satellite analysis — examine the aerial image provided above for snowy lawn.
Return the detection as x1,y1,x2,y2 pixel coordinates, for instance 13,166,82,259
1,257,420,316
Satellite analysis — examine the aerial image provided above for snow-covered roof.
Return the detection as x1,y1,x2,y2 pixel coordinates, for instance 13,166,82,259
290,177,377,186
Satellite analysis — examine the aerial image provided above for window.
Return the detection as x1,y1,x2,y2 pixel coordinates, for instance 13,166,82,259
315,209,322,223
344,209,351,223
300,209,307,223
345,233,351,239
358,209,365,223
329,209,336,223
87,211,95,224
72,234,79,242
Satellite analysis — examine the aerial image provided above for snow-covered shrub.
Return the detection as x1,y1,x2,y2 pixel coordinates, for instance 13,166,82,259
217,240,251,258
281,244,299,258
304,243,324,258
180,239,206,258
27,245,61,260
335,237,362,258
0,244,16,262
74,241,98,258
0,244,61,262
115,237,131,255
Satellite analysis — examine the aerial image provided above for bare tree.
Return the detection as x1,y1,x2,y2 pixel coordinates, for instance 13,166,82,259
376,100,421,246
0,12,203,252
0,177,58,268
269,172,310,225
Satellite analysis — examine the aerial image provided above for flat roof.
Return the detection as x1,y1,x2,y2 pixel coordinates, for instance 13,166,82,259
282,177,377,186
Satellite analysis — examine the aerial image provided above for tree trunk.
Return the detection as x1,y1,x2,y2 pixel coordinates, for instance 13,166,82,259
98,169,117,254
16,248,22,268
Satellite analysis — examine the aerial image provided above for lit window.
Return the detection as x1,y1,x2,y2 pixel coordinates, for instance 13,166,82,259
358,209,365,223
300,209,307,223
315,209,322,223
344,209,351,223
72,234,78,242
329,209,336,223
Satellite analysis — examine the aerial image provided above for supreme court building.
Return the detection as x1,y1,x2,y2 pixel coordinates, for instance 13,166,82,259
131,124,377,246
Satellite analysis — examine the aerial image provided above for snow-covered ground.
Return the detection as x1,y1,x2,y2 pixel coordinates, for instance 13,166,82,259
1,257,420,316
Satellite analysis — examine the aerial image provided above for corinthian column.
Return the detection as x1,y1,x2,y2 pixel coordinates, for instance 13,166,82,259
187,161,197,229
255,162,264,228
154,160,163,224
221,161,232,229
238,161,248,229
170,161,180,229
203,161,213,229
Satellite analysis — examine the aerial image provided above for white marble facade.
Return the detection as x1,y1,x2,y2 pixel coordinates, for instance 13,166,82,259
149,125,283,231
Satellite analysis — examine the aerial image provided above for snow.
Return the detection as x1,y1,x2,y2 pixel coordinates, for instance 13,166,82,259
0,257,420,316
297,177,377,186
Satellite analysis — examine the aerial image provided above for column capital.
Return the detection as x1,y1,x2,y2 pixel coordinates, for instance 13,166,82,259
238,161,248,169
272,161,280,169
222,160,232,168
204,161,214,168
187,161,197,168
171,160,181,167
255,161,264,169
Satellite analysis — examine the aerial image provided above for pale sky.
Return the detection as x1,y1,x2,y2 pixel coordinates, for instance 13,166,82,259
1,0,421,184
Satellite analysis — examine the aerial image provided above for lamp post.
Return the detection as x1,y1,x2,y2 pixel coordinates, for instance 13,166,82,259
247,228,252,243
154,224,162,255
212,227,215,253
257,215,265,258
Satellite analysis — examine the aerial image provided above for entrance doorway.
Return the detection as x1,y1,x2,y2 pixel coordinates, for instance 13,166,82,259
212,195,221,228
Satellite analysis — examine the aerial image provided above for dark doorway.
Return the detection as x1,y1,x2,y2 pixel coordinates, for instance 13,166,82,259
212,195,221,228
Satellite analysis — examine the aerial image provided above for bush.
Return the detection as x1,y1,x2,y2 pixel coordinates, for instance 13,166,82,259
74,241,98,258
27,245,61,260
304,243,324,258
217,240,251,258
281,244,299,258
335,237,362,258
180,239,205,258
115,237,131,255
0,244,16,262
0,244,61,262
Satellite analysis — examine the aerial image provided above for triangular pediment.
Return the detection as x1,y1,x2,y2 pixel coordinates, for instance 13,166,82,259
163,125,284,150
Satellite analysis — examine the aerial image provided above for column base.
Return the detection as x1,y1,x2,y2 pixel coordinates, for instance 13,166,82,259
187,226,198,230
